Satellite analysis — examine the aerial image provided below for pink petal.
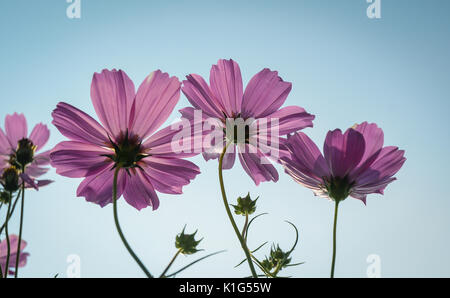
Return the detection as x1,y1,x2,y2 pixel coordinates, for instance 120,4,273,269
349,122,384,181
209,59,243,117
29,123,50,152
50,141,112,178
91,69,135,138
52,102,110,146
282,132,330,180
264,106,315,136
142,122,204,158
5,113,27,148
123,169,159,211
77,167,127,207
142,156,200,195
20,173,38,190
129,70,181,140
182,74,225,119
32,150,51,167
238,145,279,185
25,164,49,178
242,69,292,118
355,146,406,187
323,128,365,178
0,128,11,155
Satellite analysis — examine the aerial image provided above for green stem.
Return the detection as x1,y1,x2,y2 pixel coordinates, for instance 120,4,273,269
15,171,25,278
0,190,22,235
159,249,182,278
242,213,249,239
4,194,12,279
112,167,153,278
218,145,258,278
330,200,340,278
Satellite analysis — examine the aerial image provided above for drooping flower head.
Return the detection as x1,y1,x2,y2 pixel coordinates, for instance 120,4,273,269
50,69,201,210
0,113,53,189
0,235,29,276
180,59,315,185
281,122,406,204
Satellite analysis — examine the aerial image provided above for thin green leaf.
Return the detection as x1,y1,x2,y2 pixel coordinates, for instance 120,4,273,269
285,220,299,255
166,250,226,278
245,213,268,241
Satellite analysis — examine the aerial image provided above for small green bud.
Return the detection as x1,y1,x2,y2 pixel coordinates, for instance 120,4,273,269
175,226,203,255
231,193,258,216
261,258,274,272
1,167,20,192
269,244,291,268
0,191,12,204
15,138,36,167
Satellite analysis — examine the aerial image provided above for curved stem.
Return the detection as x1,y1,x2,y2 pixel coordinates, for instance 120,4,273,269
159,249,181,278
0,190,22,235
112,167,153,278
218,145,258,278
330,200,340,278
4,195,12,279
241,213,249,239
15,171,25,278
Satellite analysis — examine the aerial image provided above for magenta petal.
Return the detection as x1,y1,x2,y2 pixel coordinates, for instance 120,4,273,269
26,164,49,178
238,145,279,185
123,169,159,211
355,146,406,187
130,70,181,139
222,145,236,169
209,59,243,117
5,113,27,148
182,74,224,119
349,122,384,180
20,173,38,190
0,128,11,155
36,179,53,187
265,106,315,136
91,69,135,138
283,132,330,179
242,69,292,118
50,141,112,178
52,102,109,146
323,128,365,178
77,167,127,207
29,123,50,152
32,150,51,167
143,156,200,195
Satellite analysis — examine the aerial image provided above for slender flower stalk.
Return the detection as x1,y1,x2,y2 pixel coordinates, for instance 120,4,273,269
4,196,12,279
218,144,258,278
330,201,339,278
0,190,21,235
159,249,182,278
14,172,25,278
112,167,152,278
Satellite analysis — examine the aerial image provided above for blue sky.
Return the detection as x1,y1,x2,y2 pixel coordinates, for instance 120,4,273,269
0,0,449,277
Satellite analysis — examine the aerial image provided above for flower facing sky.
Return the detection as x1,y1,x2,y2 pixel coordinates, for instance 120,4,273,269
50,69,201,210
281,122,406,203
0,113,52,189
180,59,315,185
0,235,29,276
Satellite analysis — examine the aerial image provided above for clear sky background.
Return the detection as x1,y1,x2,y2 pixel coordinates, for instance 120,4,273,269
0,0,449,278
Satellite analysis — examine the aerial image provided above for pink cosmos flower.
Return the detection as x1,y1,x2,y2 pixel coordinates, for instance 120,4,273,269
0,235,29,276
280,122,406,204
0,113,52,189
50,69,201,210
180,59,315,185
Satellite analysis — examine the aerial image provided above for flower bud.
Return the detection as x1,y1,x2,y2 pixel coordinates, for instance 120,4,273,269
15,138,36,167
175,226,203,255
232,193,258,216
0,191,11,204
1,167,20,192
